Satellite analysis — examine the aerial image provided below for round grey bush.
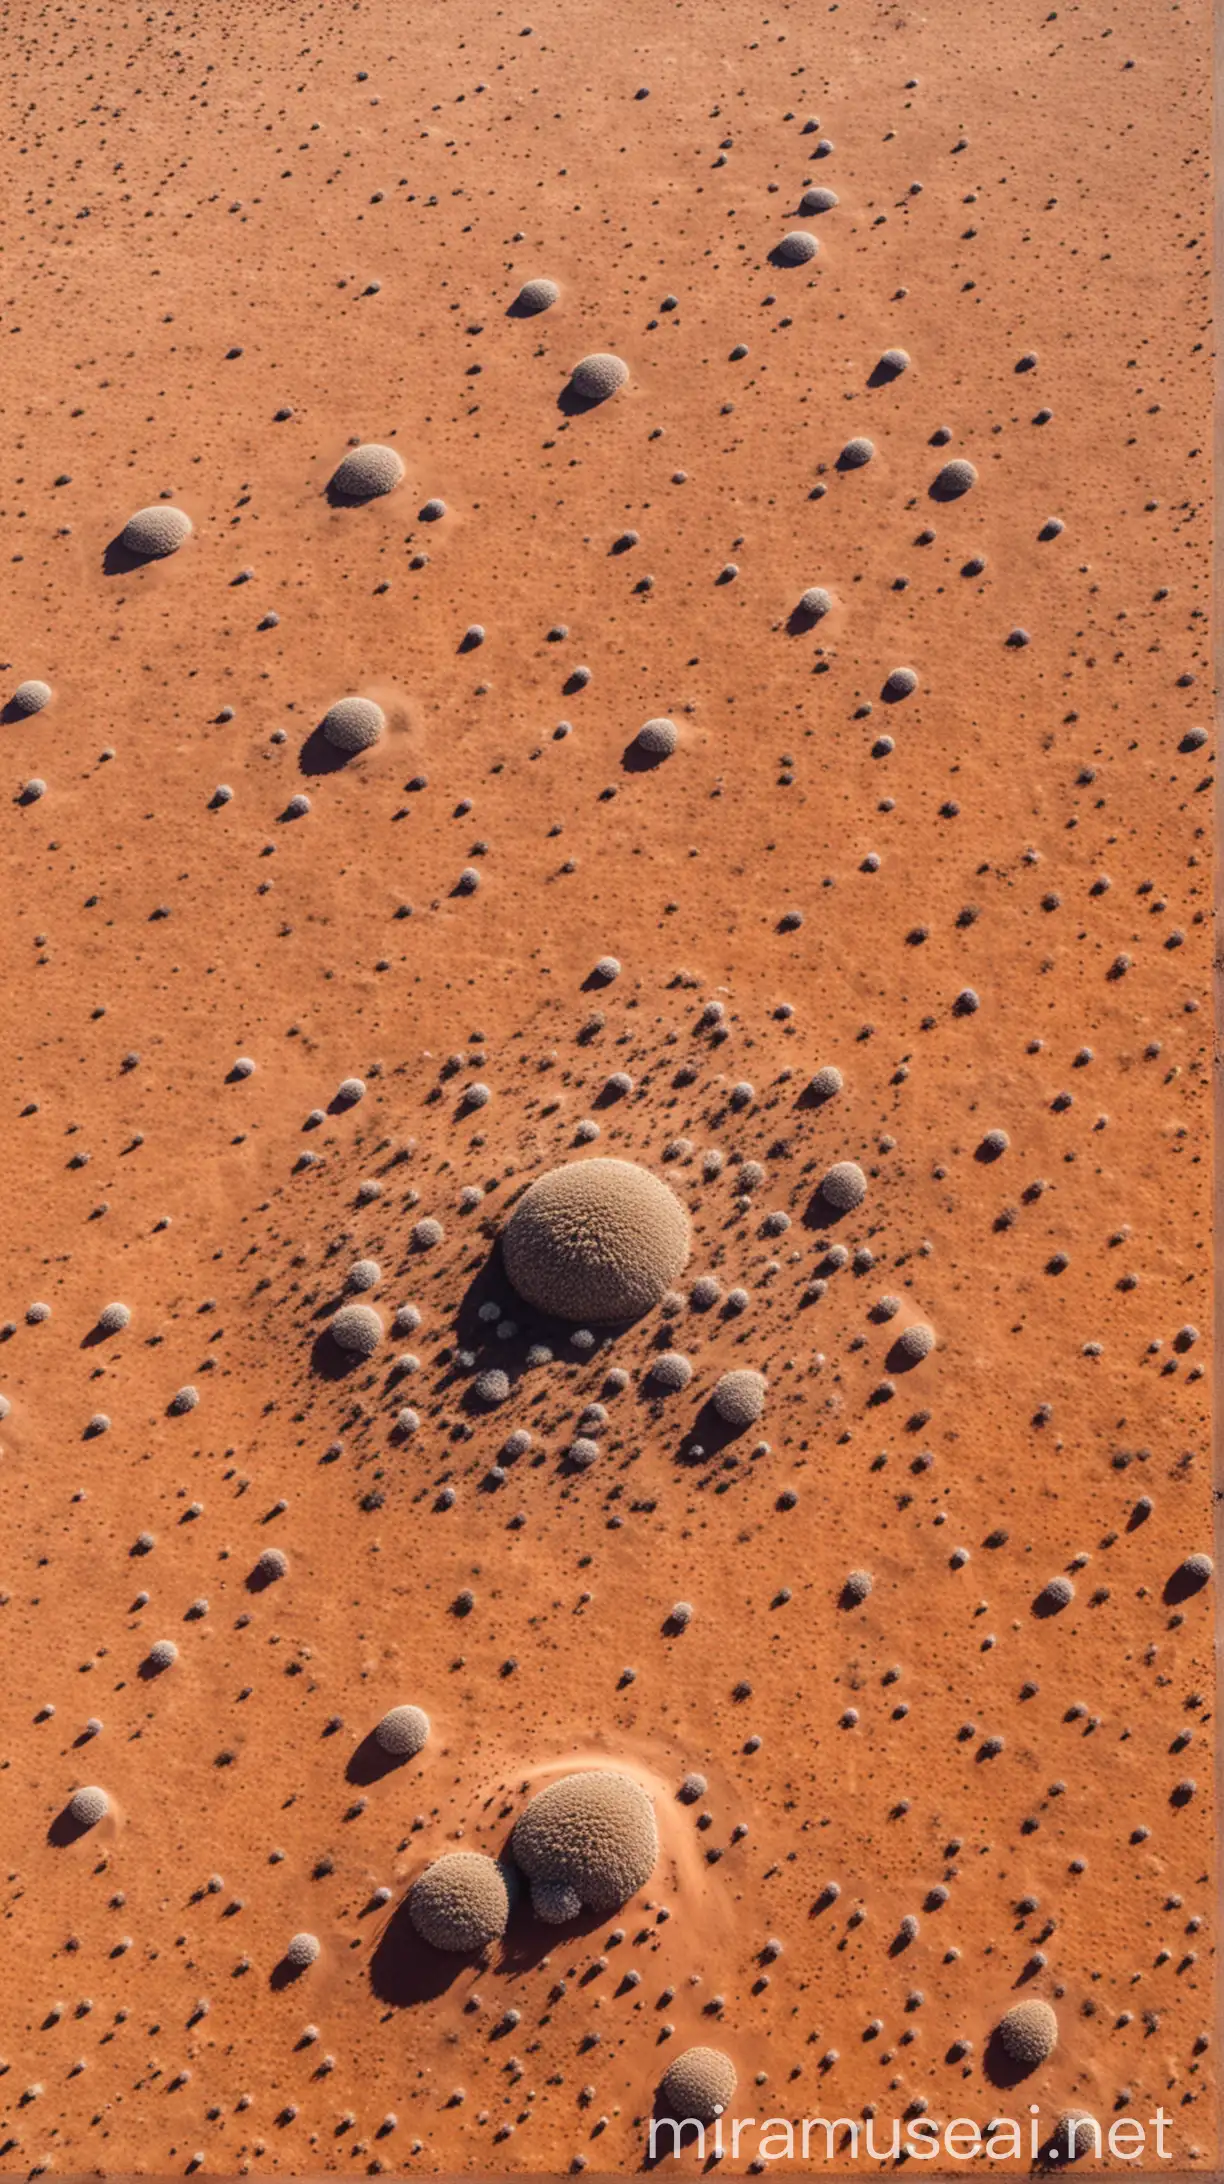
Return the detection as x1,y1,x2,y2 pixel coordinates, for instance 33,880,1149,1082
980,1128,1009,1157
882,666,918,700
773,231,818,266
322,696,385,755
568,1437,600,1470
502,1157,690,1323
1177,1551,1214,1589
796,586,833,621
394,1303,422,1334
821,1160,867,1211
678,1771,707,1803
22,777,47,801
11,679,52,715
570,353,629,402
996,1998,1058,2068
1039,1575,1074,1610
122,505,193,558
515,277,559,314
69,1785,109,1828
254,1547,288,1583
843,1569,873,1604
347,1258,381,1292
374,1704,430,1758
409,1852,512,1952
419,497,446,522
637,716,678,758
649,1351,693,1392
147,1639,178,1673
809,1064,843,1102
690,1275,721,1309
593,955,621,982
231,1056,255,1079
895,1322,935,1363
330,443,404,500
330,1303,384,1357
799,185,838,213
1050,2113,1098,2164
473,1367,510,1407
876,347,911,377
932,458,977,500
97,1302,131,1335
412,1216,444,1250
712,1368,767,1426
283,1931,320,1971
511,1769,658,1919
659,2047,737,2125
839,435,875,468
170,1386,199,1415
336,1076,366,1105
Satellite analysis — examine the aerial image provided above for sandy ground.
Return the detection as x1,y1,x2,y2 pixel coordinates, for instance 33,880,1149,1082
0,0,1216,2172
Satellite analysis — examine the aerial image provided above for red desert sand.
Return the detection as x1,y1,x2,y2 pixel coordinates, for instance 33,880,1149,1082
0,0,1215,2171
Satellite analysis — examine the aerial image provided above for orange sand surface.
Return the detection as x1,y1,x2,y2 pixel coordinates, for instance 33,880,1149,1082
0,0,1216,2172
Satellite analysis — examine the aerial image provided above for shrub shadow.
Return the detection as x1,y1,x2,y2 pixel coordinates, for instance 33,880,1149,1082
102,535,152,575
298,727,350,777
982,2026,1042,2089
368,1894,473,2006
345,1731,424,1787
802,1185,855,1229
620,738,664,773
1163,1561,1211,1606
885,1336,924,1375
270,1953,316,1992
310,1327,367,1379
47,1804,98,1847
556,383,615,416
674,1398,742,1464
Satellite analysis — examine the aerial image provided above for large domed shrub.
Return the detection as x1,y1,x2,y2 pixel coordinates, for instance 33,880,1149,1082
502,1158,689,1322
511,1769,658,1919
408,1852,512,1952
